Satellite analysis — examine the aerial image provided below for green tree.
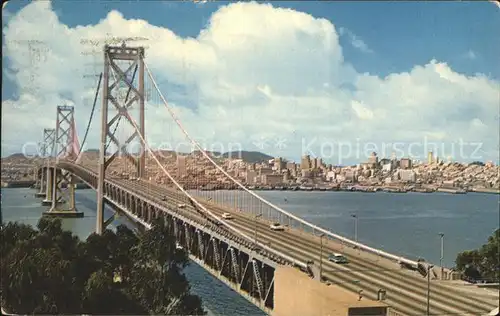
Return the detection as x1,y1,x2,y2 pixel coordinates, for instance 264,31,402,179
455,229,500,282
124,218,204,315
0,217,206,315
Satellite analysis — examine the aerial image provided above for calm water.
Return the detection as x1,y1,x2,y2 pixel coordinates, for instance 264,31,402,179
1,188,499,315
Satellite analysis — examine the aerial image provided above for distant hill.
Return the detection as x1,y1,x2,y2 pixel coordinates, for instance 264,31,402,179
221,151,273,163
189,150,272,163
191,150,222,157
7,153,26,159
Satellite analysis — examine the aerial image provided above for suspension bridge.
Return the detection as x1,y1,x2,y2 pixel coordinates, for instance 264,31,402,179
30,44,499,316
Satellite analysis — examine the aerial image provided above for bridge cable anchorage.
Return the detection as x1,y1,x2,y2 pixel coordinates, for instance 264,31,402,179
145,58,419,269
120,68,307,269
76,72,102,163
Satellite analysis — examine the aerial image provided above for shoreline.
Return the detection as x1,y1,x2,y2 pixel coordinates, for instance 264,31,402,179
191,185,499,195
2,180,497,195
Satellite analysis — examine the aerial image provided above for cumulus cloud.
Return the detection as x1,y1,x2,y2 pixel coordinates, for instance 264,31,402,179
1,1,499,164
489,0,500,9
338,26,373,54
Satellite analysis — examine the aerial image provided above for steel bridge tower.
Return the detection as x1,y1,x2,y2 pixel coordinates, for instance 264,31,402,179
36,128,55,199
44,105,83,217
96,43,145,234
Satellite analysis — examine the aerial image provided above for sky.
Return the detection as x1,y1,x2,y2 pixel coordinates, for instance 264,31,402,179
2,1,499,165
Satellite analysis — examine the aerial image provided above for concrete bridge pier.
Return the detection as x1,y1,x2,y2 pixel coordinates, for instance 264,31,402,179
34,167,47,198
43,167,84,218
41,167,54,205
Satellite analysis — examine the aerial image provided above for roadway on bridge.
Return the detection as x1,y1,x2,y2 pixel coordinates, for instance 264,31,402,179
117,178,498,316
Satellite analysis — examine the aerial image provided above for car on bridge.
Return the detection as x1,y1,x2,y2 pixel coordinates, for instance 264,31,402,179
222,212,233,220
328,253,349,264
270,223,285,231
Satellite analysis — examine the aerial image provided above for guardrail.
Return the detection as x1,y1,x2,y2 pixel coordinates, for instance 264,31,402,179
56,160,418,268
205,167,422,268
57,161,310,271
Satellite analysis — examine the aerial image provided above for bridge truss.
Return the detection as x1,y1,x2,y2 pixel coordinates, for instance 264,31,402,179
35,128,55,198
96,44,146,234
32,43,499,316
45,105,82,216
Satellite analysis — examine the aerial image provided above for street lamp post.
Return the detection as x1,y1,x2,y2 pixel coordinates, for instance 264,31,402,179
438,233,444,279
254,213,262,249
427,264,434,315
351,214,358,244
0,195,3,230
319,233,325,281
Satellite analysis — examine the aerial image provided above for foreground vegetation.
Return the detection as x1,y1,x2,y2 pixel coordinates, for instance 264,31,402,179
455,228,499,282
0,217,206,315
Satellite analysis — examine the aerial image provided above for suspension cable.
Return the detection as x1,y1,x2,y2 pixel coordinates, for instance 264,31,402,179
120,77,306,268
143,60,417,267
77,73,102,162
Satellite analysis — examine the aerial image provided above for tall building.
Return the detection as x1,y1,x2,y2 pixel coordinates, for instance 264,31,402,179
258,167,273,176
400,158,412,170
246,171,256,184
428,151,434,165
274,157,285,172
301,155,311,170
313,157,322,169
176,155,186,177
368,152,378,164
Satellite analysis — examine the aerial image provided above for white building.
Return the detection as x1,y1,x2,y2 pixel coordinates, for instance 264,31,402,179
382,163,392,173
176,155,186,177
326,171,336,182
262,174,283,185
399,169,416,182
246,171,256,184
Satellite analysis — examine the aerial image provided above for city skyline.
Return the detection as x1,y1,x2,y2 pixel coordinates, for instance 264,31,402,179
2,1,499,164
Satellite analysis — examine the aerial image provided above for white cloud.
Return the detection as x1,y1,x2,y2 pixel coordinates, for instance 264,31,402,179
1,1,499,164
489,0,500,9
338,26,373,54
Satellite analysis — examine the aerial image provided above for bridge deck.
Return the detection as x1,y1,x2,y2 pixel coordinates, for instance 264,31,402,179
43,163,499,316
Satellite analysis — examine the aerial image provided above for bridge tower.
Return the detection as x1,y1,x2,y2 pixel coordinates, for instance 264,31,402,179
36,128,55,199
44,105,84,217
96,43,145,234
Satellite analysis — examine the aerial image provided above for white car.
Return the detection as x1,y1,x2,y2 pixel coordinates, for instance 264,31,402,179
270,223,285,231
177,203,186,208
222,212,233,220
328,253,349,264
175,242,183,250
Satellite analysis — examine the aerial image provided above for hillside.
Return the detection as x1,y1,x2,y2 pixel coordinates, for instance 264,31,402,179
221,151,273,163
7,153,26,159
